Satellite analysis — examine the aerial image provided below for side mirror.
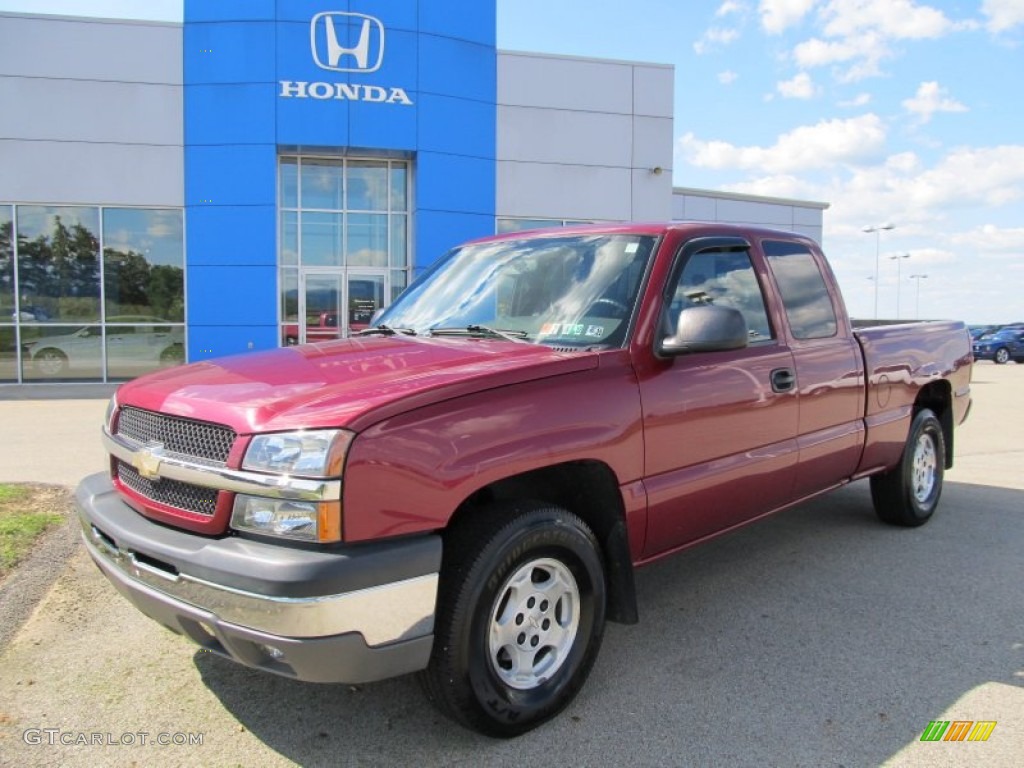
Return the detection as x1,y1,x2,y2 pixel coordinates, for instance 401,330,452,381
658,305,749,357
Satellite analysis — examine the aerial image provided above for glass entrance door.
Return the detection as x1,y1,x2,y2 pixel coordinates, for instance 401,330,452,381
293,271,387,343
298,272,343,344
346,273,386,334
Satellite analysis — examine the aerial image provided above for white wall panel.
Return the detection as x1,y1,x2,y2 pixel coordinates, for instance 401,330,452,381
631,116,673,172
498,52,634,113
496,161,632,221
0,78,182,145
0,140,183,206
498,106,633,167
633,66,674,118
0,14,181,84
630,169,672,220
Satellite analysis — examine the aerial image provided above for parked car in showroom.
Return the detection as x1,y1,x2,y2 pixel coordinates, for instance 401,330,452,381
973,328,1024,364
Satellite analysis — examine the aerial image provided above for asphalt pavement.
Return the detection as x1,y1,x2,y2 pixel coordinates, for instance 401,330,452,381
0,365,1020,767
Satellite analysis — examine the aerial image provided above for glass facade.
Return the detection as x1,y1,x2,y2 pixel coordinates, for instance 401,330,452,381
278,156,410,345
0,204,184,383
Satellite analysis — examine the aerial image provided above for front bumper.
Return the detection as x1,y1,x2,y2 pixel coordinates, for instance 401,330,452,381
76,472,440,684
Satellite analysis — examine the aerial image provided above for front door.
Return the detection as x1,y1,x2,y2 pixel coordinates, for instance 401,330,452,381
637,243,800,558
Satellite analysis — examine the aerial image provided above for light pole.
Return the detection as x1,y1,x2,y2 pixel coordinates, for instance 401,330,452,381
910,274,928,319
889,252,910,319
863,223,894,318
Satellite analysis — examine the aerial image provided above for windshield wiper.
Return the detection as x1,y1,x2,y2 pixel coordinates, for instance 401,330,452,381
356,325,417,337
429,325,531,343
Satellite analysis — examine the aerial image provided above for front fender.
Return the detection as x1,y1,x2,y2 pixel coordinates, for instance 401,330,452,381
342,351,644,542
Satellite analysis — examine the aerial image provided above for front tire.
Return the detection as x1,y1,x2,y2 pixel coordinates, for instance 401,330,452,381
870,408,945,527
994,347,1010,364
421,502,607,737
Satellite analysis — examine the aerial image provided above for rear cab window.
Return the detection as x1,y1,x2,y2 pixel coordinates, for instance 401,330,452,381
762,240,838,340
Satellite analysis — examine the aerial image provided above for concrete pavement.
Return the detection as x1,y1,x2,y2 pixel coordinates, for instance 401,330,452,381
0,365,1021,766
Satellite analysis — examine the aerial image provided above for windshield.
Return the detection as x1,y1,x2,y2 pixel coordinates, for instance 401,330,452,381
375,233,657,346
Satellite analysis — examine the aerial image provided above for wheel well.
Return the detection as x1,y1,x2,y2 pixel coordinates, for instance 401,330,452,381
446,461,639,625
914,380,954,468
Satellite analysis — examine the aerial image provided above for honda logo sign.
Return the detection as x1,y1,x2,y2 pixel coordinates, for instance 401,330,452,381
311,12,385,73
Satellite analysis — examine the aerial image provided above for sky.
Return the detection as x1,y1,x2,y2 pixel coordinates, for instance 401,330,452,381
2,1,1022,323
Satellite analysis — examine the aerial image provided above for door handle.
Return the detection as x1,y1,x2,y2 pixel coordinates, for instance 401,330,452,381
771,368,796,393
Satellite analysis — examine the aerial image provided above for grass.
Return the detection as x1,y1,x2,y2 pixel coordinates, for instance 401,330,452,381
0,483,67,579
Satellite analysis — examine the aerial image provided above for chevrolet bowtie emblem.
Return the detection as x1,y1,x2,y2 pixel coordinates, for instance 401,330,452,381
132,443,165,480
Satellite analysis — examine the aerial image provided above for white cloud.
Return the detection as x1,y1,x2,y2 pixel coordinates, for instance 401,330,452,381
982,0,1024,32
777,71,817,98
694,27,741,54
716,1,749,17
902,81,968,124
719,70,740,84
677,113,887,173
820,0,956,40
759,0,818,34
839,93,872,107
950,224,1024,255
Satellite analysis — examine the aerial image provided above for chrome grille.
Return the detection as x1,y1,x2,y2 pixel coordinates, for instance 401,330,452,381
117,460,219,516
116,407,235,464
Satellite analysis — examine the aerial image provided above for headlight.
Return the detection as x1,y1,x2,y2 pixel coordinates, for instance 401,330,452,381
234,429,352,542
243,429,352,477
231,495,341,542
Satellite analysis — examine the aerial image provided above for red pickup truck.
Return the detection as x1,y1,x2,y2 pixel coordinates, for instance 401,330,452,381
76,223,972,737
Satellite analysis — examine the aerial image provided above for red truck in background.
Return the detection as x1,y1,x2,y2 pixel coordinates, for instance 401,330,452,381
76,222,972,737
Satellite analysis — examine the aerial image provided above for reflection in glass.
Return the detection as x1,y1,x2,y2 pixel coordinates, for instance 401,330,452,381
0,326,16,382
390,215,407,268
347,214,387,267
764,241,838,339
347,161,388,211
376,234,656,348
21,324,103,381
103,208,184,322
280,269,298,345
301,158,344,210
280,156,298,208
390,166,407,211
390,270,407,303
348,274,385,331
280,211,298,265
105,324,184,380
16,206,101,323
301,213,344,267
1,206,13,323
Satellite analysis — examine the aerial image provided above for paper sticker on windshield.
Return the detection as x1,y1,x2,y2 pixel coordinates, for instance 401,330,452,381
625,242,639,254
540,322,604,338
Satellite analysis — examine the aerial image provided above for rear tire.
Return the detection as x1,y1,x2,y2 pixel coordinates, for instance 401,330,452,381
870,408,945,527
420,502,607,737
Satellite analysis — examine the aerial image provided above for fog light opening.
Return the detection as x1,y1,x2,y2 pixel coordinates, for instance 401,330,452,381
258,643,285,661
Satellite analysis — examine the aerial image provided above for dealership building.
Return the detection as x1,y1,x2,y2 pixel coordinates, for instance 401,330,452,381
0,2,827,385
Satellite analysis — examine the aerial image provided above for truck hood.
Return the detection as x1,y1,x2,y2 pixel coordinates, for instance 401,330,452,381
114,336,598,434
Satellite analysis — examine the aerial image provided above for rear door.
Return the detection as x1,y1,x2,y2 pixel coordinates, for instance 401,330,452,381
638,239,799,557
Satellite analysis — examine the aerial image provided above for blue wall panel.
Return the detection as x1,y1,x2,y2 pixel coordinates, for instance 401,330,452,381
415,211,496,271
185,145,276,207
185,206,276,266
184,22,277,84
185,83,278,145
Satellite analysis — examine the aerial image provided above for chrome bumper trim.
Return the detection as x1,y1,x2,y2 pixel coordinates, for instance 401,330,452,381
82,518,437,646
103,427,341,502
